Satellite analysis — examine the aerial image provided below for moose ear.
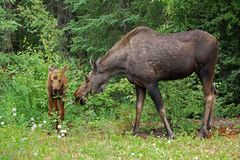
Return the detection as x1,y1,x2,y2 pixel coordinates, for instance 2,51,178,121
90,56,97,72
62,65,68,72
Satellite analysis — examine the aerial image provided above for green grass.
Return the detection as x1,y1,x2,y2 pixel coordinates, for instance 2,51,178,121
0,120,239,160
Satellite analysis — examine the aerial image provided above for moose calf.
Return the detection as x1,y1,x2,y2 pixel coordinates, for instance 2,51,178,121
47,65,68,121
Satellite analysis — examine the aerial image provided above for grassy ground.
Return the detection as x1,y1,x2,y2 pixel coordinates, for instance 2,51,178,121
0,119,239,160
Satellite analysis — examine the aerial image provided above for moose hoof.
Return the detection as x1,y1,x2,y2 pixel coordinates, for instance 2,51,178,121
198,129,208,139
167,133,174,140
132,129,139,136
207,126,212,132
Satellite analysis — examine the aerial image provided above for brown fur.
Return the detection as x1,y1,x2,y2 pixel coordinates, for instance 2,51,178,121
47,65,68,121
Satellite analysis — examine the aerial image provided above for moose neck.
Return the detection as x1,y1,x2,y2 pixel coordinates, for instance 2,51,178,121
91,65,124,92
94,66,124,88
97,49,127,78
90,45,128,91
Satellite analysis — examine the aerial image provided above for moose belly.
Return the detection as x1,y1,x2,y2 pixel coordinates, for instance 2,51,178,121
156,59,198,80
127,57,198,82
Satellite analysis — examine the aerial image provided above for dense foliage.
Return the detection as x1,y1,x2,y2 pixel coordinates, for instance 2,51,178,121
0,0,239,133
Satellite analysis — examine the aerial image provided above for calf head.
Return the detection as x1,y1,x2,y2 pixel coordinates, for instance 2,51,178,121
48,65,68,96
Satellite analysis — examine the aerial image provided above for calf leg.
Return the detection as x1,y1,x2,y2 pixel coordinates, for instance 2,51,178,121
146,83,174,139
48,97,54,116
54,99,59,112
59,100,65,121
133,85,146,133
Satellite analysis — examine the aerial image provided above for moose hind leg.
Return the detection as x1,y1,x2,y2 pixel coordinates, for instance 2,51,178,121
133,85,146,134
207,85,217,131
198,68,216,138
147,83,174,139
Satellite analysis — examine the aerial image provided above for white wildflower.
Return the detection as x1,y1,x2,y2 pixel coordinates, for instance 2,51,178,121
31,117,35,121
1,121,4,125
21,137,27,141
43,120,47,124
57,125,61,129
13,112,17,116
61,133,65,137
130,152,135,156
193,156,199,160
60,129,67,134
57,135,61,139
38,124,42,128
33,152,38,157
31,124,37,131
12,108,16,112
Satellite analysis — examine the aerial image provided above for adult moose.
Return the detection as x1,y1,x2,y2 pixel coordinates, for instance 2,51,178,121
74,26,218,138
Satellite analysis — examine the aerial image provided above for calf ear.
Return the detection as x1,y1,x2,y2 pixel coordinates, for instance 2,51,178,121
48,66,54,73
62,65,68,72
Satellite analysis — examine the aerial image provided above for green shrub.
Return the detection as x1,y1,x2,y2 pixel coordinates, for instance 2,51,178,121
0,52,48,124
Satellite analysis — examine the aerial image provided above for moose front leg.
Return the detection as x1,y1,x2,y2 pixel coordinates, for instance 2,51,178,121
147,83,174,139
133,85,146,134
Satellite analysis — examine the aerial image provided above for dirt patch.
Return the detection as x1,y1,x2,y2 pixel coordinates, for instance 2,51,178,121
132,128,166,139
212,118,240,139
195,118,240,139
133,118,240,139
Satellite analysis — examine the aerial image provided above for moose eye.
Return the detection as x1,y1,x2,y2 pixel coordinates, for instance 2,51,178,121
59,79,61,82
85,76,90,82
